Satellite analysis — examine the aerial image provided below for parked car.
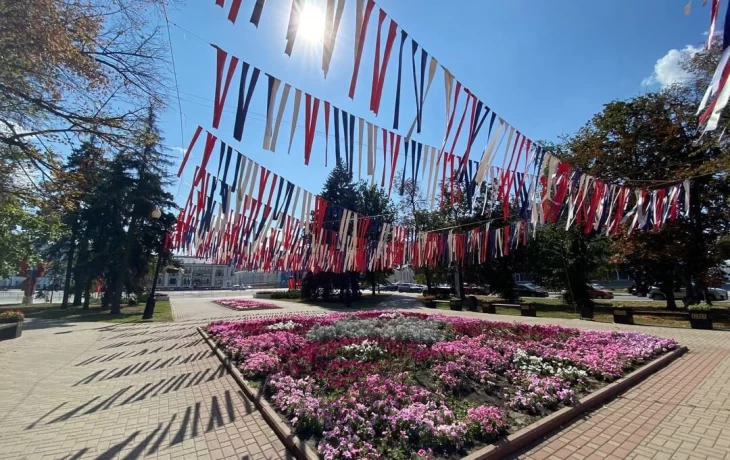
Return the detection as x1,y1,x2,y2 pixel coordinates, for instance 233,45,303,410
463,284,489,295
628,283,648,297
648,283,729,301
587,283,614,299
378,283,398,292
516,283,549,297
423,285,452,299
378,282,399,292
397,283,425,293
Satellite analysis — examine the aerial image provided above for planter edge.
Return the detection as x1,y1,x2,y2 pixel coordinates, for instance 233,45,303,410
463,345,688,460
197,327,319,460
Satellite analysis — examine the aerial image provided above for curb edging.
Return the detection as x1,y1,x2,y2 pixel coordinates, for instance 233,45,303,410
197,327,319,460
463,345,689,459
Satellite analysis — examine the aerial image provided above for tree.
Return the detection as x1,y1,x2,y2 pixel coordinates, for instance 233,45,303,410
48,140,106,307
42,106,176,314
357,181,396,294
526,224,611,310
557,54,730,307
307,162,397,302
0,0,168,175
108,106,175,314
397,178,450,292
0,146,63,280
0,0,171,304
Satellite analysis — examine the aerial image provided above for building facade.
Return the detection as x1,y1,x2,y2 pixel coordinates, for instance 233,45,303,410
157,257,283,290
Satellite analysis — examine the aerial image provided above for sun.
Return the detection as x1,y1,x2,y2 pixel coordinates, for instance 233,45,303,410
298,2,325,44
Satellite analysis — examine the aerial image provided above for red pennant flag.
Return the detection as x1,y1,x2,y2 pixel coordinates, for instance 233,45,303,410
211,45,239,129
193,132,218,187
370,10,398,115
177,125,202,178
304,94,320,165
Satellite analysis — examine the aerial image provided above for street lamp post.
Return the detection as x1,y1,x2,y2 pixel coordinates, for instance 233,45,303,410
142,208,163,320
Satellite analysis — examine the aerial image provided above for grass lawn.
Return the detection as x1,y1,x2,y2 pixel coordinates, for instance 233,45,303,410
269,293,394,309
437,298,730,330
475,295,730,310
0,300,173,324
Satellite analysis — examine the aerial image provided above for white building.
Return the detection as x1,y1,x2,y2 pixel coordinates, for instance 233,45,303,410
158,257,283,290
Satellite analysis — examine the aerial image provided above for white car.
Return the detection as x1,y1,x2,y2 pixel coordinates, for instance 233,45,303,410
648,284,728,302
397,283,425,293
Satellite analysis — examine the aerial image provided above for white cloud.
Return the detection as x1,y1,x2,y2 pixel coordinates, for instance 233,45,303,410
171,146,187,155
642,44,702,88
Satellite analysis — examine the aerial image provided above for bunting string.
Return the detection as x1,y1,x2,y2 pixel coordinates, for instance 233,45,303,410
175,126,690,273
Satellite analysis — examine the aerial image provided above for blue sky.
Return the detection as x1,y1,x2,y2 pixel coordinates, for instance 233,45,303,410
160,0,713,208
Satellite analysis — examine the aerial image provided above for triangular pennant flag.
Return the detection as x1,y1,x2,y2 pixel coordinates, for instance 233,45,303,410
349,0,376,99
233,62,260,141
288,89,302,154
250,0,267,27
177,125,202,178
303,94,321,165
211,45,239,129
285,0,304,56
392,30,408,130
322,0,346,77
369,9,398,115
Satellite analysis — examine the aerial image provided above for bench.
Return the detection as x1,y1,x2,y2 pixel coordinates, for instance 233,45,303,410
633,310,689,318
488,303,532,316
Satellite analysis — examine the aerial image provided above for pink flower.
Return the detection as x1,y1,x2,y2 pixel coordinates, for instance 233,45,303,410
214,298,281,311
204,310,677,459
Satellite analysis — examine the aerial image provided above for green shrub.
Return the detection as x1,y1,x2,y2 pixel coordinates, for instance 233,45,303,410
269,290,301,299
689,302,711,311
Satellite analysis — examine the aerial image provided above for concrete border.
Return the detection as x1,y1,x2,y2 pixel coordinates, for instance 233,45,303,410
197,327,319,460
199,325,687,460
463,345,689,459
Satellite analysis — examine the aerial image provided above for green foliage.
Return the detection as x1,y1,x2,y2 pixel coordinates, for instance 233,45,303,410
269,290,301,299
556,50,730,307
37,106,177,314
526,224,611,292
0,147,64,278
0,191,62,277
688,302,711,311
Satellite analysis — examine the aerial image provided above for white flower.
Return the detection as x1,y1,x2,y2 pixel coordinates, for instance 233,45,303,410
266,320,299,331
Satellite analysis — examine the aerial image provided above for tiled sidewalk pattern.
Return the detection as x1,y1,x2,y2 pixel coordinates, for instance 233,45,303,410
0,295,729,459
0,318,291,460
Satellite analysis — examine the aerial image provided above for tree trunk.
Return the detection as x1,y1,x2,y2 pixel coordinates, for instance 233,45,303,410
82,277,93,310
349,272,359,299
685,179,705,306
112,215,139,314
456,265,466,301
660,269,677,310
424,268,433,291
72,240,88,306
61,218,79,309
72,278,83,307
370,271,376,295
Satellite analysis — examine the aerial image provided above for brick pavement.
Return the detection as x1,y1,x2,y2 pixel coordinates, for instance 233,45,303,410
0,315,292,460
1,296,729,459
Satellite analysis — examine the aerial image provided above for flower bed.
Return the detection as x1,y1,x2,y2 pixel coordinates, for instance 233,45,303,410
206,311,676,459
213,299,281,311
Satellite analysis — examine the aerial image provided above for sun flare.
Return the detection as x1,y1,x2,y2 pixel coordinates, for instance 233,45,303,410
298,2,325,44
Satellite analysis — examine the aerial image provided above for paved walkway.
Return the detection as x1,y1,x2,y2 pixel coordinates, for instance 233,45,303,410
0,295,728,459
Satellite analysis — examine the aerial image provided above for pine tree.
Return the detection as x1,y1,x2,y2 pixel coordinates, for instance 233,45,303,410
109,106,176,314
